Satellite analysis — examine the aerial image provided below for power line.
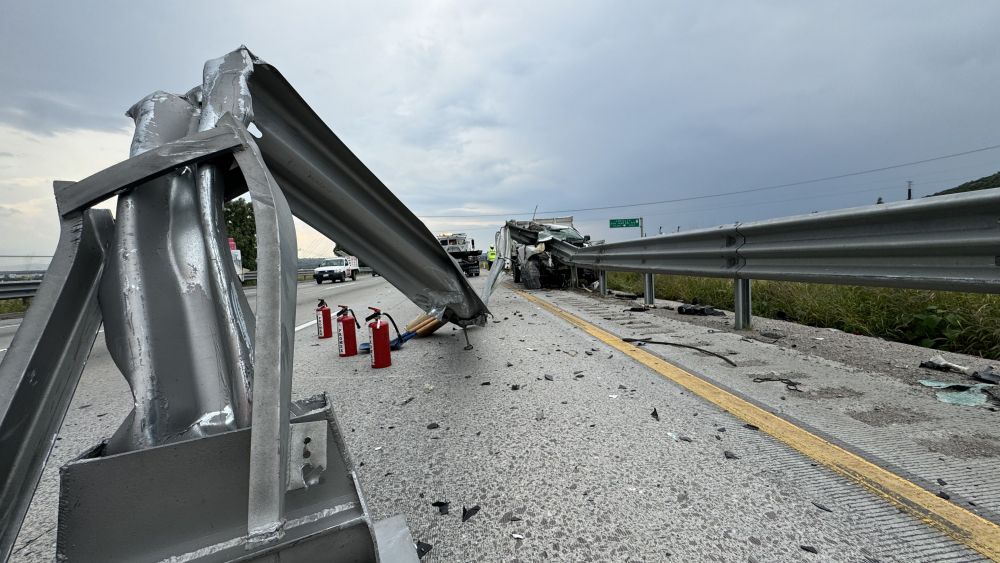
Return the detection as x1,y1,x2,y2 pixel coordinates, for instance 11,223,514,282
417,142,1000,219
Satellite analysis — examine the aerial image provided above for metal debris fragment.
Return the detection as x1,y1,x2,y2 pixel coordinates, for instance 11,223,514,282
426,423,440,430
752,375,803,392
416,541,433,558
811,501,833,513
462,505,481,522
651,408,660,421
431,501,450,515
723,451,739,459
622,337,737,367
800,545,819,554
544,374,555,381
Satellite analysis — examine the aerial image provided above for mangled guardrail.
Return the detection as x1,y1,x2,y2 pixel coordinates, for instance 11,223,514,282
0,46,488,562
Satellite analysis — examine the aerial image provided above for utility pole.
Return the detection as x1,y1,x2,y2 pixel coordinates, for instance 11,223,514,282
907,180,913,200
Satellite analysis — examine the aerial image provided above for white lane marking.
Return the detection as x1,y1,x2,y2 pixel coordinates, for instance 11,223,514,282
295,320,317,332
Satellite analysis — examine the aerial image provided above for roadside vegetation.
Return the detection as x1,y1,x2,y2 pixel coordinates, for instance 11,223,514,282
608,272,1000,360
0,299,29,315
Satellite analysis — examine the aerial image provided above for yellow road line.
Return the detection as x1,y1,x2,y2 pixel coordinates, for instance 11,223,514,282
516,289,1000,561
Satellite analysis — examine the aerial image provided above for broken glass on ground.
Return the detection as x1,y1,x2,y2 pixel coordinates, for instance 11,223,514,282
919,379,997,407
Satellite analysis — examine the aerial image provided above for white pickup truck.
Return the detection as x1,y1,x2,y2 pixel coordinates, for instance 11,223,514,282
313,256,359,284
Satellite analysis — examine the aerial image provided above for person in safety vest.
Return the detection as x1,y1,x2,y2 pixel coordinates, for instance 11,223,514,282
487,245,497,269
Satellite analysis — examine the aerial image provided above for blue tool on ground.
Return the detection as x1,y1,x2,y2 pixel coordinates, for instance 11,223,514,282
359,311,413,353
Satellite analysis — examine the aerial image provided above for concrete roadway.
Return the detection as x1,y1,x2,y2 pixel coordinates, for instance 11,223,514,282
8,275,994,561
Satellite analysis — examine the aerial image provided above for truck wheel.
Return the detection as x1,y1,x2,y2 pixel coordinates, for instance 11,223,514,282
351,271,357,281
315,279,322,284
513,264,521,283
522,260,541,289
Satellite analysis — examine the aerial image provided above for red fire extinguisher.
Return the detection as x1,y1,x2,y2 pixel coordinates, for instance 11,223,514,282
336,305,360,357
365,307,394,368
316,299,333,339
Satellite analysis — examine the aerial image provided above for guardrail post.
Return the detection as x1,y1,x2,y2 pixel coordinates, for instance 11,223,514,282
598,270,607,296
734,278,751,330
643,273,655,306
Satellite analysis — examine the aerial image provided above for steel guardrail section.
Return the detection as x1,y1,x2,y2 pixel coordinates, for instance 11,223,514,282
0,280,42,300
734,188,1000,292
565,224,741,278
0,210,114,562
243,56,488,327
563,188,1000,293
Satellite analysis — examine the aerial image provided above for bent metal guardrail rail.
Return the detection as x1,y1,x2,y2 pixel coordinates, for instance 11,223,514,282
553,188,1000,329
0,46,458,562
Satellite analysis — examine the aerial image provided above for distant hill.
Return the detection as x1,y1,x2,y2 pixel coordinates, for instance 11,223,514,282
929,170,1000,196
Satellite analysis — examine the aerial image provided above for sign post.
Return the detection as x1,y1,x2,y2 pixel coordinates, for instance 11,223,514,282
610,217,654,305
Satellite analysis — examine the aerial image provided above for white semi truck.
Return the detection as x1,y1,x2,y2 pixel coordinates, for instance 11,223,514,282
437,232,481,277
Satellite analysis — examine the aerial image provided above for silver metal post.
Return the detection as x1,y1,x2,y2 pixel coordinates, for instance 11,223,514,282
599,270,607,296
734,278,752,330
644,273,655,306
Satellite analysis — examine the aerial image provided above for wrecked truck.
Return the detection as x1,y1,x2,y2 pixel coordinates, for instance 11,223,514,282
505,217,599,289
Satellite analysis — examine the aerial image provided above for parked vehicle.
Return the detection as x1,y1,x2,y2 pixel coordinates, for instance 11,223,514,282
437,232,481,277
314,255,359,283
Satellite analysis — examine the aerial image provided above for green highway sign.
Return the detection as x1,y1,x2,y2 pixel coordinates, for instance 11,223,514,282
609,218,641,228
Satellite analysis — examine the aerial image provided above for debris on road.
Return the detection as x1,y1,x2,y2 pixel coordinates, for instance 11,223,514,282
506,361,514,367
811,501,833,513
426,423,440,430
743,423,760,431
752,375,803,392
511,533,525,540
416,541,433,558
679,436,693,443
919,380,996,407
651,408,660,421
800,545,819,554
481,381,491,386
511,384,521,391
622,337,737,367
677,304,724,316
401,397,415,406
462,505,481,522
431,501,450,515
920,355,969,374
723,451,740,460
970,366,1000,384
920,356,1000,384
544,374,555,381
609,395,619,399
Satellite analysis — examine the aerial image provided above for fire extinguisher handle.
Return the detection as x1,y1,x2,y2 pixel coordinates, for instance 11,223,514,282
317,299,327,308
349,309,361,329
382,312,403,341
364,311,379,322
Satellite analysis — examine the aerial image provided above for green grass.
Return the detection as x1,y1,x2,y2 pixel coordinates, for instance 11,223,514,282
608,272,1000,360
0,299,29,315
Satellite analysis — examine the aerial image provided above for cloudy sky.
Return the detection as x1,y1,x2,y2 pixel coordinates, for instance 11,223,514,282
2,1,1000,267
